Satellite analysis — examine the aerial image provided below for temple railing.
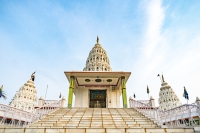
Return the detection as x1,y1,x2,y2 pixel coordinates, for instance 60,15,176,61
129,99,160,123
0,100,62,127
31,100,62,124
0,104,32,127
129,99,200,128
43,100,62,107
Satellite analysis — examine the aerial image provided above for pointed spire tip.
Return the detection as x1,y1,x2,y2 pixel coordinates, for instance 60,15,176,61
96,36,99,43
162,74,165,82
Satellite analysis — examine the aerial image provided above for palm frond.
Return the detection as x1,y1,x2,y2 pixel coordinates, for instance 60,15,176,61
1,91,7,100
2,95,7,100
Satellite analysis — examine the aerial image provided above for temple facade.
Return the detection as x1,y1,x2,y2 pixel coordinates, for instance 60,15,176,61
65,37,130,108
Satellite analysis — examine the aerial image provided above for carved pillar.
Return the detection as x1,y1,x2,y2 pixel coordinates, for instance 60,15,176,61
68,76,75,108
121,76,127,108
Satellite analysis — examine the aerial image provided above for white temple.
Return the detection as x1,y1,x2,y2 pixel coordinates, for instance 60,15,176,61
0,37,199,133
9,72,38,112
158,75,182,111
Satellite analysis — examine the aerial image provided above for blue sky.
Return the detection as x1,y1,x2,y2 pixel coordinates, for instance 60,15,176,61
0,0,200,107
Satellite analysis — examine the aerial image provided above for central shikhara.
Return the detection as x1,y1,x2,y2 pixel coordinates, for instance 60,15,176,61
83,36,112,72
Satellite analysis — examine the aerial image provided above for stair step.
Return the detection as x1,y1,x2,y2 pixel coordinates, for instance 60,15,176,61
0,128,196,133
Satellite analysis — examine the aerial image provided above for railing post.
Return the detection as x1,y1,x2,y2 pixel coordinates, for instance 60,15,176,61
62,97,66,107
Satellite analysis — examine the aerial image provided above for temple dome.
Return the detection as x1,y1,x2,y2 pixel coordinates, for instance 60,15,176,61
83,36,112,71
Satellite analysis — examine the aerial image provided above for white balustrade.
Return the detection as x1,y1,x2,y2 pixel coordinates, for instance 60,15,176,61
31,100,62,123
129,99,200,128
0,100,62,127
136,100,151,105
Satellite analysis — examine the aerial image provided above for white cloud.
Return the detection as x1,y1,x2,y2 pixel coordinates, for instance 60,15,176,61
144,0,165,58
126,0,166,107
127,0,200,107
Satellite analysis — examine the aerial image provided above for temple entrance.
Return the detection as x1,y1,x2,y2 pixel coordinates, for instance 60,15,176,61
89,90,106,108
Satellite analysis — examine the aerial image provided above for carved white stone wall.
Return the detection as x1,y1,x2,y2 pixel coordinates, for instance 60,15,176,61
83,37,112,71
158,81,182,111
10,74,38,112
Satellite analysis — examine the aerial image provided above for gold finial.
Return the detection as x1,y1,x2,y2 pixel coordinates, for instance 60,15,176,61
96,36,99,44
162,74,165,82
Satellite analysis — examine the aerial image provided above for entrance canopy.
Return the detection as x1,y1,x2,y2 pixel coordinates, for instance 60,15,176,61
64,71,131,88
64,71,131,108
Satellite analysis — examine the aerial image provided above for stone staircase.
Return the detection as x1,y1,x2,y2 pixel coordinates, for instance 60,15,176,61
0,108,197,133
31,108,159,128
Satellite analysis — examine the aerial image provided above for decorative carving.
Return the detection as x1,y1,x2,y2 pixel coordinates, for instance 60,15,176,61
83,37,112,71
9,73,38,112
158,78,181,111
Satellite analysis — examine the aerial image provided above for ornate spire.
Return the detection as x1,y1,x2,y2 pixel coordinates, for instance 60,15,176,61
83,37,112,71
158,75,182,111
96,36,99,44
10,73,38,112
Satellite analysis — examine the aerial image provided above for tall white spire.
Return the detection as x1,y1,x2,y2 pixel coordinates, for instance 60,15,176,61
83,36,112,71
158,75,182,111
10,72,38,112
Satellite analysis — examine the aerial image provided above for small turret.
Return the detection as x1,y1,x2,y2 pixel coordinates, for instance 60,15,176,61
150,96,155,107
196,97,200,105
